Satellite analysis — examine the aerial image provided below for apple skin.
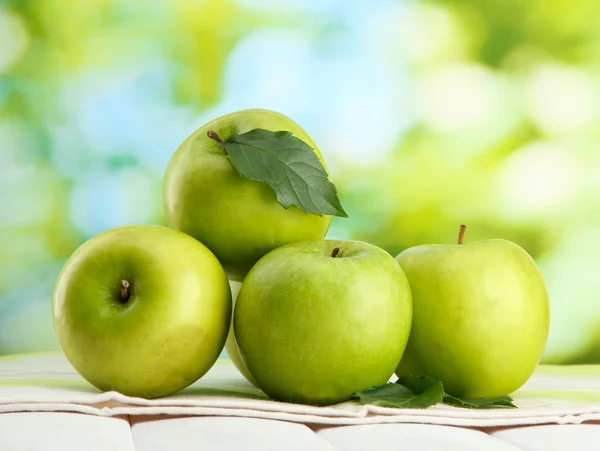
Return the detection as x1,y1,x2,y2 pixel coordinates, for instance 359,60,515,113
163,109,332,281
395,239,550,398
234,240,413,406
52,225,232,399
224,281,257,385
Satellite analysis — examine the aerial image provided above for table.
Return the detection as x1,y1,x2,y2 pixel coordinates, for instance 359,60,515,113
1,354,599,450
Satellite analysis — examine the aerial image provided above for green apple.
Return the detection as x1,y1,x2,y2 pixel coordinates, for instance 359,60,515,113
163,109,332,281
395,226,550,398
234,240,413,405
52,225,231,398
224,280,257,385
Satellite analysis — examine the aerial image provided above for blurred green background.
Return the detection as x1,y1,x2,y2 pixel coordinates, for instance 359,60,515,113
1,0,599,363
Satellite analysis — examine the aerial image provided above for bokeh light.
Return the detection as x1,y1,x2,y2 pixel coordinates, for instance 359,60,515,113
0,6,29,73
1,0,599,363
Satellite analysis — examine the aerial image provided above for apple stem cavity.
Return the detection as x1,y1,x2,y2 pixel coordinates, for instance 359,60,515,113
331,247,340,258
120,280,131,302
458,224,468,245
207,130,228,155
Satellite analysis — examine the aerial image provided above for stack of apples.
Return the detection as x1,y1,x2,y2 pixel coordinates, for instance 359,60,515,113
53,109,550,405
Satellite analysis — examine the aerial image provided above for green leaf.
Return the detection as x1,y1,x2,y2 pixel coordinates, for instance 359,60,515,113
219,128,348,218
443,394,517,409
396,374,441,394
352,378,444,409
352,374,517,410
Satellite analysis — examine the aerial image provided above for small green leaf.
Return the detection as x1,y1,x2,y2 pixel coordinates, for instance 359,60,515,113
217,128,348,218
443,394,517,409
352,374,518,410
352,378,444,409
396,375,440,393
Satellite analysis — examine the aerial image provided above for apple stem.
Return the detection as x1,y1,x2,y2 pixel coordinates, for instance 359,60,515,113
207,130,228,155
458,224,467,245
331,247,340,258
120,280,130,302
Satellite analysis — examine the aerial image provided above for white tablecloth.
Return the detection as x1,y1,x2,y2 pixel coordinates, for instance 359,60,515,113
1,353,600,450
